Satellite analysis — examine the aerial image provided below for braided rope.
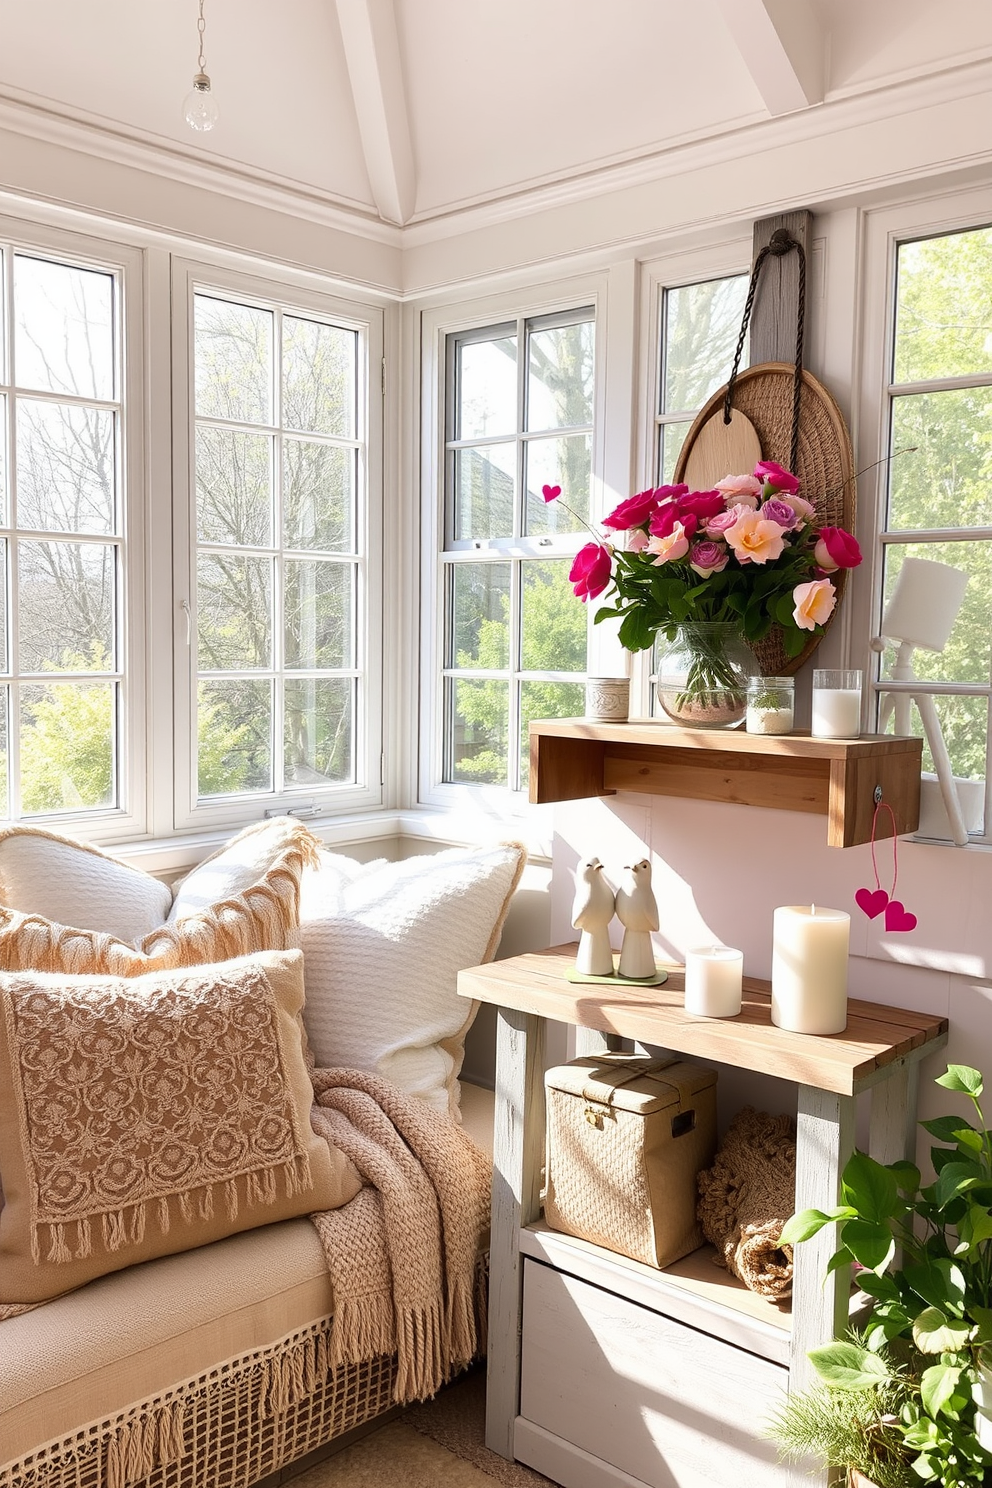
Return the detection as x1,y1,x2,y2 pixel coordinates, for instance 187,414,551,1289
723,229,807,474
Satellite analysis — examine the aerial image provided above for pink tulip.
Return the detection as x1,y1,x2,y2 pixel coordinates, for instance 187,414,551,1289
569,543,613,602
754,460,800,495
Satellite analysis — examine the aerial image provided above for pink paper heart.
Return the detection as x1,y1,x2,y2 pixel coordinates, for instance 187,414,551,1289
542,484,561,503
855,887,889,919
884,899,917,933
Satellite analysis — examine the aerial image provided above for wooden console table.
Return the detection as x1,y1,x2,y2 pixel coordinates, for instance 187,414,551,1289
458,946,948,1488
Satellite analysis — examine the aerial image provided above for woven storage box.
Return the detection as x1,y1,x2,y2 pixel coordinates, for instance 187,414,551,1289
544,1053,717,1269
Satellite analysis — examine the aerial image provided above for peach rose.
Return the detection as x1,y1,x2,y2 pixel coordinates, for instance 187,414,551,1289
724,509,787,564
714,474,762,506
647,522,691,565
792,577,837,631
627,529,650,552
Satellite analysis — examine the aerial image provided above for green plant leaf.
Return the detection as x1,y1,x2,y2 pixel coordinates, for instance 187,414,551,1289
904,1257,967,1312
968,1305,992,1341
841,1150,899,1223
887,1159,922,1193
922,1115,978,1143
921,1363,964,1419
840,1218,895,1272
808,1340,889,1388
912,1306,972,1353
936,1064,984,1097
778,1208,832,1244
934,1159,988,1208
855,1271,902,1304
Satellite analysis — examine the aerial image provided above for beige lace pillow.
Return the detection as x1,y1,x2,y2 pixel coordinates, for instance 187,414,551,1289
0,818,319,976
0,949,361,1305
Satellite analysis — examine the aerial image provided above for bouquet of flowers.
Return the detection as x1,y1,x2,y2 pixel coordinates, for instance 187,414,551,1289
551,459,861,659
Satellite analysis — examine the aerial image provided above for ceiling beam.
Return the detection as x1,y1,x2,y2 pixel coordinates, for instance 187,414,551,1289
334,0,416,226
713,0,825,116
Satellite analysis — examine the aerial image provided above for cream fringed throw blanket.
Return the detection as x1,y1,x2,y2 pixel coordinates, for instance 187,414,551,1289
307,1067,492,1404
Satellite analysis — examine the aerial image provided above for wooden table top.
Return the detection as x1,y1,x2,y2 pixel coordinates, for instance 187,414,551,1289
457,944,948,1096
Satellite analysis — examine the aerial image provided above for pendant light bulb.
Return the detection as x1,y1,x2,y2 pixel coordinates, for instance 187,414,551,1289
183,1,218,134
184,73,219,132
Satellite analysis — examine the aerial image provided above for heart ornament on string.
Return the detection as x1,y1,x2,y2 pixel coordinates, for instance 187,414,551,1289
855,800,917,933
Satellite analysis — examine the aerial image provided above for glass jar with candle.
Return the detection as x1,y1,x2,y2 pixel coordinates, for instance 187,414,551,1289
811,669,863,739
745,677,794,735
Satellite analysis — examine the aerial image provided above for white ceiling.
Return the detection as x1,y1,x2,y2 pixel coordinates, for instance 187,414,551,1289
0,0,989,228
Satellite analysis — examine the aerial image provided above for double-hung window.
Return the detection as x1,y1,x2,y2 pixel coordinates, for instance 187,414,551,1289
435,308,595,794
174,265,382,829
0,230,138,827
876,221,992,839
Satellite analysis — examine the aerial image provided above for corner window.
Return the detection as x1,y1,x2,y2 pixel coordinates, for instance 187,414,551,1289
877,225,992,838
0,244,127,821
175,266,382,827
439,309,594,791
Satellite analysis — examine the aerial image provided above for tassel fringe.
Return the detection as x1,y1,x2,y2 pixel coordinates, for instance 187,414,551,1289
105,1398,186,1488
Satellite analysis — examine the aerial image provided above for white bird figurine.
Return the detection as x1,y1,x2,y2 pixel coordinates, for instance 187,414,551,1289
615,858,659,979
571,857,616,976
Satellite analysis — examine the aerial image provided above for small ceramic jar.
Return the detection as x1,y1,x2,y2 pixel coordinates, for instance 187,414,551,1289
585,677,630,721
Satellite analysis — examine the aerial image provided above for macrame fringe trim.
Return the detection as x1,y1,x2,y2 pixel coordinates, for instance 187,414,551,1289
32,1154,313,1267
104,1398,186,1488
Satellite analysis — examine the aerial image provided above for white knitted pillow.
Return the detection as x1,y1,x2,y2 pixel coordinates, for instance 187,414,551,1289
299,843,525,1115
0,826,172,942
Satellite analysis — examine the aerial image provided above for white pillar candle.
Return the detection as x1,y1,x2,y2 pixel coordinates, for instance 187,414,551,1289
771,906,850,1035
684,946,744,1018
811,688,862,738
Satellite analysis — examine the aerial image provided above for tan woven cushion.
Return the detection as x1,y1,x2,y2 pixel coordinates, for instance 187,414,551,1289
0,818,317,977
0,949,361,1304
0,1217,333,1468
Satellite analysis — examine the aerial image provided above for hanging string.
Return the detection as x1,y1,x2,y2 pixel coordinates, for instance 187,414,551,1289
723,228,806,473
868,801,899,898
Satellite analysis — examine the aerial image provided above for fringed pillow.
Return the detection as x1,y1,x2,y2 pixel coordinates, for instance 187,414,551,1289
299,842,526,1115
0,818,319,976
0,949,361,1305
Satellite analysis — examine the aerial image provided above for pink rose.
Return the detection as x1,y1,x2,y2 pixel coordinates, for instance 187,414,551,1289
792,578,837,631
688,540,729,577
541,484,561,503
678,489,725,522
627,529,650,552
761,498,800,529
603,488,658,531
754,460,800,495
813,526,862,573
704,504,749,538
775,493,816,527
654,483,689,501
724,509,787,564
650,503,698,540
569,543,613,601
715,474,762,503
647,522,691,565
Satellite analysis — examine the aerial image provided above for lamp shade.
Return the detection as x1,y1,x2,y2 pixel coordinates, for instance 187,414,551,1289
881,557,968,652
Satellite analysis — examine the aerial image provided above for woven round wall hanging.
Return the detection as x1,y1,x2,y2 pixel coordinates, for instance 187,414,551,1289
674,228,857,677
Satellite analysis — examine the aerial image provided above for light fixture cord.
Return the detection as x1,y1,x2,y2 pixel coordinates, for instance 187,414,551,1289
197,0,207,74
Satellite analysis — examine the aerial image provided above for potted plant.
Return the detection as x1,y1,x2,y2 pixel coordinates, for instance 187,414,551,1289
778,1062,992,1488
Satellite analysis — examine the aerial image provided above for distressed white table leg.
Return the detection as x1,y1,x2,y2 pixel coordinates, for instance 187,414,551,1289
869,1060,919,1168
789,1085,856,1488
486,1006,546,1458
574,1026,610,1057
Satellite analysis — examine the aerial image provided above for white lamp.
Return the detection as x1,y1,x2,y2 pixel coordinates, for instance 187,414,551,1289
874,557,971,845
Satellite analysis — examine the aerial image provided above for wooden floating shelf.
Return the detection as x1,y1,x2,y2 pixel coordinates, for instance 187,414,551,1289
528,718,922,849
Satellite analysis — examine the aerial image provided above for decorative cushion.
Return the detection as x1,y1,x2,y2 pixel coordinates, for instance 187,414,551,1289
0,826,172,942
0,818,318,976
298,842,525,1114
0,949,362,1305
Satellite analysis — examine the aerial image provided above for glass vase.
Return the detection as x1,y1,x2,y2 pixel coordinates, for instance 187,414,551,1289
655,622,754,729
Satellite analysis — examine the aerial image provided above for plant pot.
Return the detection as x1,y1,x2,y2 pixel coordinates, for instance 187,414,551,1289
655,621,754,729
848,1472,880,1488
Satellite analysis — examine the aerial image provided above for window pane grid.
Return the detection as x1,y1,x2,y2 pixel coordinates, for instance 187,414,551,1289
0,240,124,819
192,289,362,801
877,224,992,840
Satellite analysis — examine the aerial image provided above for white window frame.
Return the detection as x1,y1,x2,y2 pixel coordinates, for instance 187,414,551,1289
171,258,384,833
419,275,609,815
857,184,992,844
0,215,147,842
